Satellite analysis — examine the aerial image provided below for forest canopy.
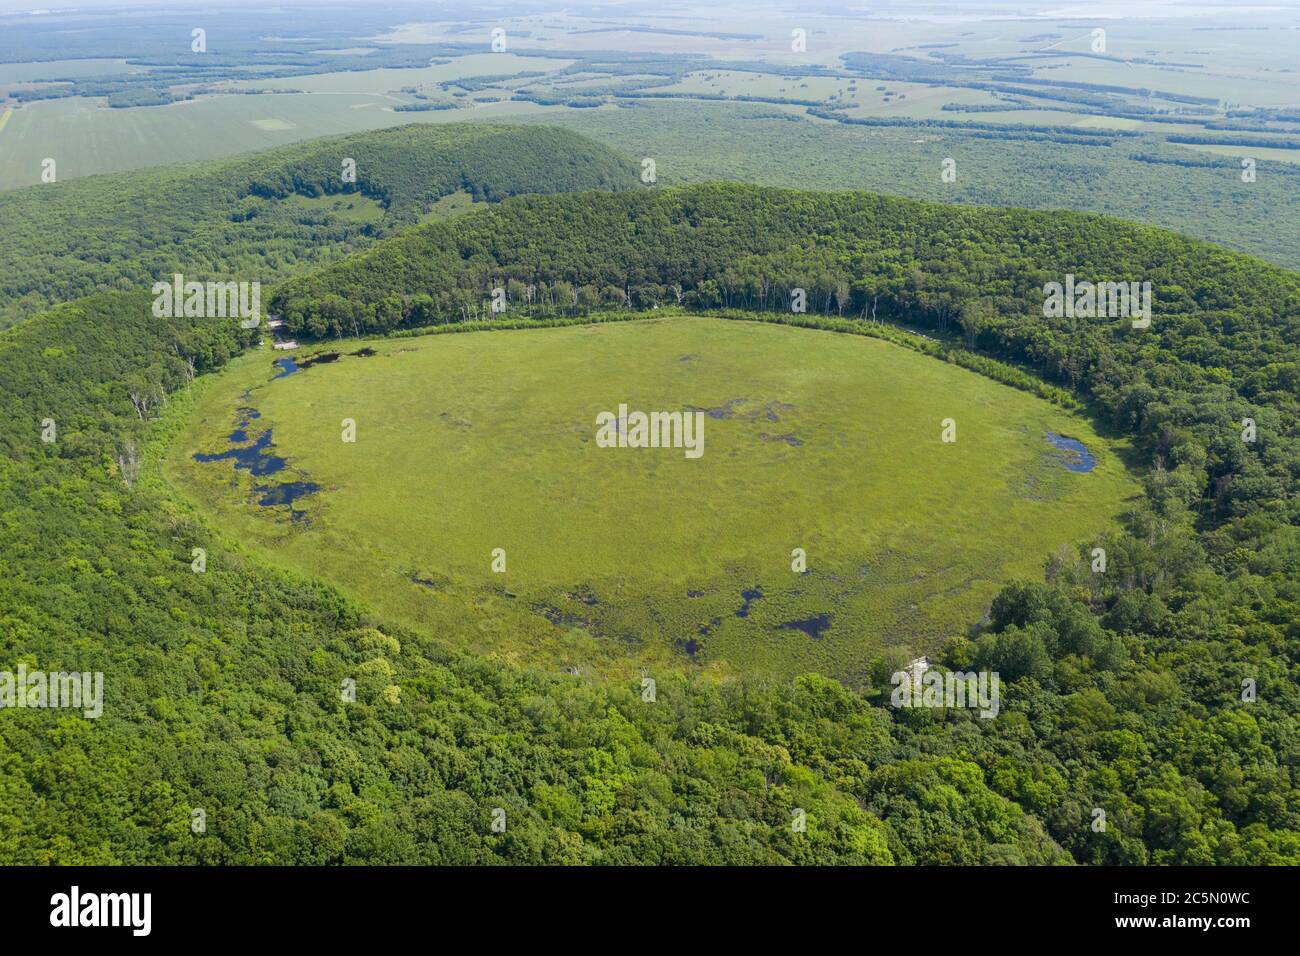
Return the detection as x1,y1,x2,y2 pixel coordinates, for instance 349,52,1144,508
1,139,1297,865
0,124,636,329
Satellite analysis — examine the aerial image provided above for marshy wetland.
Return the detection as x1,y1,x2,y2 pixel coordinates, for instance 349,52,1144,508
168,315,1140,681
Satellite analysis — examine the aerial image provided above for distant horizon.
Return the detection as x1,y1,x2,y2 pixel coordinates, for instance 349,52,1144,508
4,0,1300,21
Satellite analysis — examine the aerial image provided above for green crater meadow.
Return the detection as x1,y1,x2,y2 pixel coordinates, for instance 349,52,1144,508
165,315,1140,681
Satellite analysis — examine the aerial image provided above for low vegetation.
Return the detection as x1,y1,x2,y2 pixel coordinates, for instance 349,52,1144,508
168,315,1138,680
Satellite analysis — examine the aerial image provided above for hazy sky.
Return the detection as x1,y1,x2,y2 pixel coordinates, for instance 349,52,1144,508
2,0,1297,18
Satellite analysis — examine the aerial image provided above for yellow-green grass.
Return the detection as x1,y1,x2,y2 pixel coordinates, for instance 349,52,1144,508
0,91,555,188
643,71,999,120
262,185,478,227
276,191,387,223
249,117,298,131
1175,142,1300,166
1031,58,1300,109
165,316,1140,682
416,189,481,222
220,54,572,95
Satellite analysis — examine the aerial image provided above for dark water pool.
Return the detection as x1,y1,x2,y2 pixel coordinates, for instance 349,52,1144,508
273,350,355,380
193,408,321,511
1046,432,1097,473
255,481,321,506
779,614,832,640
193,429,286,477
735,587,764,619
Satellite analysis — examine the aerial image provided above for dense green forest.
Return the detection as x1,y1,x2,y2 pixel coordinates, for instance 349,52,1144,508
2,160,1296,862
1,293,1070,865
519,102,1300,271
269,183,1300,862
0,124,634,329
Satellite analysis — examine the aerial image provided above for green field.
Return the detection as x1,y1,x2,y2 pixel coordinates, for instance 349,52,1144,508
166,315,1139,682
0,91,563,187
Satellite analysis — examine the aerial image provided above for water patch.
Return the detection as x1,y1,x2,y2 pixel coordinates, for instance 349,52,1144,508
193,429,286,477
686,398,747,420
759,432,803,447
534,602,597,631
194,407,321,511
685,398,795,424
565,585,600,606
255,481,321,507
1045,432,1097,473
753,400,795,423
779,614,832,640
302,352,342,369
272,350,349,380
410,569,450,590
735,587,764,619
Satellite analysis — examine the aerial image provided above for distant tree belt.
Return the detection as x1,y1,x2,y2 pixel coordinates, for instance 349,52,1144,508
1232,108,1300,123
804,112,1137,138
836,51,1218,109
1204,118,1300,132
0,124,636,329
1166,134,1300,150
440,71,547,92
614,91,830,108
989,74,1220,106
1130,152,1226,169
392,102,462,112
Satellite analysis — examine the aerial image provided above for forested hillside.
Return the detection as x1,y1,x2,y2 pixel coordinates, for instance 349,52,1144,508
0,176,1295,862
521,102,1300,271
0,124,635,328
265,184,1300,863
0,292,1079,865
